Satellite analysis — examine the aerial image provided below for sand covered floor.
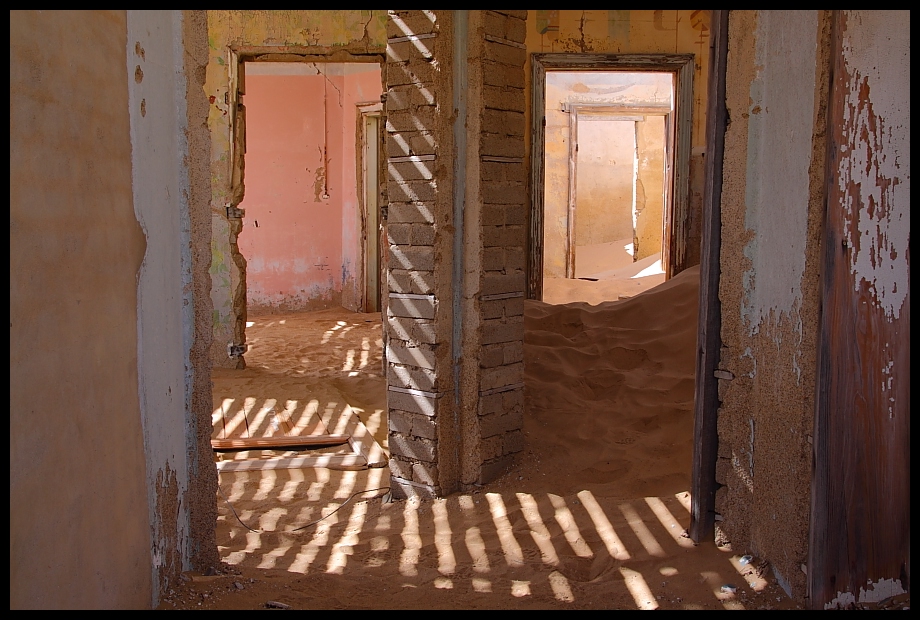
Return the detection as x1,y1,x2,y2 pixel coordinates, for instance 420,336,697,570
161,267,801,610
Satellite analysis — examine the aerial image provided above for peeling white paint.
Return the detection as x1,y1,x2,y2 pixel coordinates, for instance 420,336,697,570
825,577,907,610
730,450,754,493
836,11,910,322
741,11,819,354
772,565,793,599
881,359,896,418
740,346,757,378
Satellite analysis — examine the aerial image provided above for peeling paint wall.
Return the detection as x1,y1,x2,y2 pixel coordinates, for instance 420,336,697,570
128,11,191,599
238,63,382,313
526,10,711,272
833,12,910,326
812,10,910,609
205,10,386,367
716,10,831,601
11,10,153,608
127,10,218,604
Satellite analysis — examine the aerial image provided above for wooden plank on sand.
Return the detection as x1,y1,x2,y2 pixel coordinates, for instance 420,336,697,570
211,434,351,452
321,404,388,468
215,453,369,472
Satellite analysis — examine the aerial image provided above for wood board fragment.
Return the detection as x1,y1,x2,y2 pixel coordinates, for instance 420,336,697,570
321,404,388,468
215,453,368,472
211,434,350,452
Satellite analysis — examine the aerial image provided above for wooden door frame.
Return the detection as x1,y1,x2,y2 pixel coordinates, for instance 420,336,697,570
689,9,729,543
564,105,671,279
356,102,383,313
223,50,386,346
528,52,694,300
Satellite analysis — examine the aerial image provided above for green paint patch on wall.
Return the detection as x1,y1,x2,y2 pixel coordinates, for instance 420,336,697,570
608,10,630,42
536,10,559,35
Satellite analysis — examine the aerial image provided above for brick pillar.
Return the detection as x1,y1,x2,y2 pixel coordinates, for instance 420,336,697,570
461,10,528,486
385,10,454,498
385,10,527,498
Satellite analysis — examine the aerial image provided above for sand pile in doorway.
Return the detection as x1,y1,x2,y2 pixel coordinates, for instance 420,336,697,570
543,247,667,306
514,265,700,499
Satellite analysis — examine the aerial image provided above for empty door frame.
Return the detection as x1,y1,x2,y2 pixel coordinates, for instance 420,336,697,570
223,50,386,349
529,53,694,300
564,105,671,279
688,10,728,543
357,101,383,313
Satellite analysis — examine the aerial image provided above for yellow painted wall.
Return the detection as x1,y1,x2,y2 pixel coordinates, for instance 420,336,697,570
526,10,709,146
635,115,666,261
575,120,636,247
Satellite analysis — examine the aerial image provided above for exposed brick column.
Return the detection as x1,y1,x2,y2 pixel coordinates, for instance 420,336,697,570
468,10,528,484
385,10,456,498
385,10,527,498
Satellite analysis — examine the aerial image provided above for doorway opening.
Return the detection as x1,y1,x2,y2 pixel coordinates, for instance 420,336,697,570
235,61,384,317
212,57,390,479
528,54,694,303
549,71,673,303
522,52,701,515
357,102,383,314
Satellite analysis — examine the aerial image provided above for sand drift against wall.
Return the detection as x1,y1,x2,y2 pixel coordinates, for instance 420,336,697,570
521,265,699,498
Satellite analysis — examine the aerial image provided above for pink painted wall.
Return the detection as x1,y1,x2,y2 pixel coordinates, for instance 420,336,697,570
238,62,382,313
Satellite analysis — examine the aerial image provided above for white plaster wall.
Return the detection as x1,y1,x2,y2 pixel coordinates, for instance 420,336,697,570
127,10,195,604
741,10,819,354
11,10,154,608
